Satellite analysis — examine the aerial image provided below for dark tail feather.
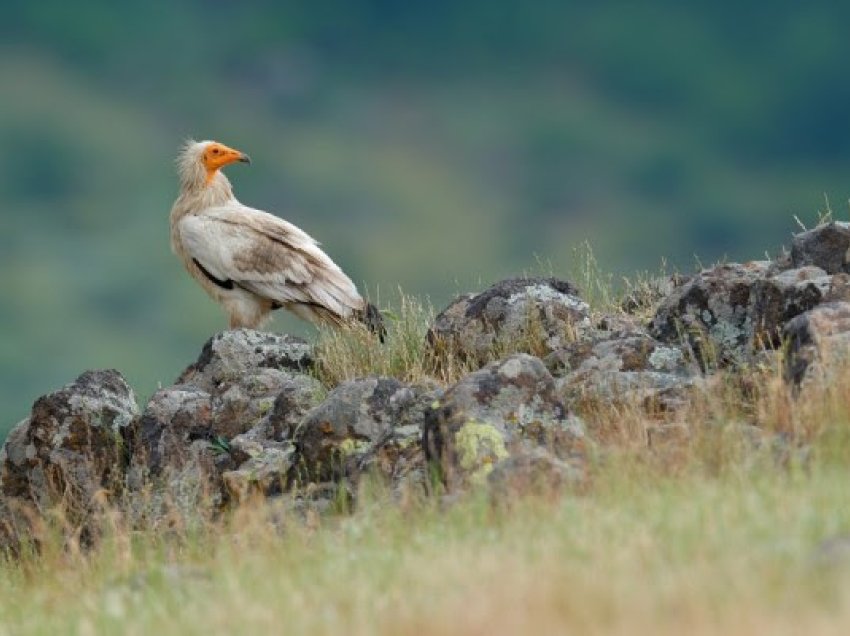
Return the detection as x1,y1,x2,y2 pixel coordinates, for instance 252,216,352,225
358,302,386,342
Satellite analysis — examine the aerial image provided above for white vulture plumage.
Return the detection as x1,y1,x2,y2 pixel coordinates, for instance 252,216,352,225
170,140,382,334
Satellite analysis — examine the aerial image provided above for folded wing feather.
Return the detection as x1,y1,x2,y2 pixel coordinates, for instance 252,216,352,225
178,205,364,319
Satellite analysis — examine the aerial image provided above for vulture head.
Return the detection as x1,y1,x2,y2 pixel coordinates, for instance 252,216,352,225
178,139,251,189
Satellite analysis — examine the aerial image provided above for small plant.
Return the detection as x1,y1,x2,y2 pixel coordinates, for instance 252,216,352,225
209,435,231,455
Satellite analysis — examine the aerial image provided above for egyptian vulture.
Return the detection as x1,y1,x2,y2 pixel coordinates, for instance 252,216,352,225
170,140,382,334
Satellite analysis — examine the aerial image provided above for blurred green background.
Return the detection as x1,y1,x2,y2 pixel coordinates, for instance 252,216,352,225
2,1,850,436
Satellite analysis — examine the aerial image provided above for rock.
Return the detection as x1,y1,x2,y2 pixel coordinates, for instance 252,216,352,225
227,373,325,464
123,330,324,520
354,422,429,498
129,354,324,519
749,267,850,348
487,447,585,502
649,262,850,368
650,261,771,367
177,329,313,392
126,385,226,523
0,370,138,539
810,535,850,569
210,367,319,440
783,301,850,385
428,277,591,365
222,446,296,503
423,354,586,489
551,335,698,410
791,222,850,274
620,273,692,315
592,312,649,338
292,378,438,487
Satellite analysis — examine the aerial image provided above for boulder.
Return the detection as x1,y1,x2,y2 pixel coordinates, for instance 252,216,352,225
428,277,590,365
749,267,850,348
423,354,586,489
222,446,296,504
783,302,850,385
550,334,698,410
0,370,138,538
126,385,226,523
127,331,323,521
650,261,771,367
292,378,439,488
650,262,850,368
790,222,850,274
177,329,313,392
487,447,585,502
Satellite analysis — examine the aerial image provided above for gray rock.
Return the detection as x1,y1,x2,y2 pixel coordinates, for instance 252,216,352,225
177,329,313,392
488,447,585,502
423,354,586,489
791,222,850,274
129,358,324,518
0,370,138,540
650,261,772,367
222,446,296,503
227,372,325,465
649,262,850,368
210,368,316,440
127,385,226,522
428,278,590,365
552,335,699,410
749,267,850,348
292,378,438,486
783,301,850,385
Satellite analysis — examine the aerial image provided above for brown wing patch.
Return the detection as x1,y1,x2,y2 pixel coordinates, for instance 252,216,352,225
232,236,292,274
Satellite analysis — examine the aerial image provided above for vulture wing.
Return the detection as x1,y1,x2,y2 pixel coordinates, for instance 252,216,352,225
178,205,364,319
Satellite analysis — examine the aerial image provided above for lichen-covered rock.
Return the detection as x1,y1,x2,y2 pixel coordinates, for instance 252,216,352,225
650,261,771,367
355,422,430,498
227,372,325,463
783,302,850,385
749,267,850,348
423,354,585,489
551,335,699,410
487,447,585,502
648,262,850,368
177,329,313,392
0,370,138,537
126,385,227,522
428,277,590,365
790,222,850,274
129,356,324,519
209,368,319,440
293,378,438,485
222,446,296,503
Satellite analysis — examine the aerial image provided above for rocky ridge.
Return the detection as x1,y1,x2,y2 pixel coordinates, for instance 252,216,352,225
4,225,850,549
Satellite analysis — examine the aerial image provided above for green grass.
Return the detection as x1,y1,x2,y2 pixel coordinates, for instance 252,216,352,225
2,452,850,635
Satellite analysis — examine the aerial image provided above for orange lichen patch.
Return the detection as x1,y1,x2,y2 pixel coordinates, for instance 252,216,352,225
203,142,250,183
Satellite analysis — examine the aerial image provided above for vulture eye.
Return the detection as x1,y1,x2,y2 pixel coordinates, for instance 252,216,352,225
211,148,220,155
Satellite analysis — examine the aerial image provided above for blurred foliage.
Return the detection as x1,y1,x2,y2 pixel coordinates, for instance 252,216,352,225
2,1,850,434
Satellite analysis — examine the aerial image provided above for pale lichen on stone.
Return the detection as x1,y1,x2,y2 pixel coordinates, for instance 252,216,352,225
454,420,509,483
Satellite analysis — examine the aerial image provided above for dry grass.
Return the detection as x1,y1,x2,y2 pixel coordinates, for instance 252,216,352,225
3,430,850,635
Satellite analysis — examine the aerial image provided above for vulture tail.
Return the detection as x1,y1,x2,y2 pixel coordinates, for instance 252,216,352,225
357,302,386,342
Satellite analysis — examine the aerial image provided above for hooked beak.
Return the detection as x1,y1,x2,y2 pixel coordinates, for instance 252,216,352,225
238,153,251,165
